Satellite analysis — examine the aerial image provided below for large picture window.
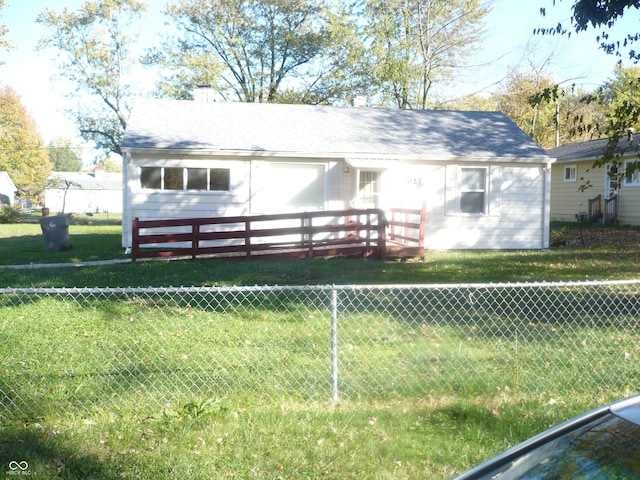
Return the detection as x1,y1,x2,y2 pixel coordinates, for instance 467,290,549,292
140,167,230,192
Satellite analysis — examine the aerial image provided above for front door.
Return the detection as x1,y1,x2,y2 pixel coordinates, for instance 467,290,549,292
605,163,620,198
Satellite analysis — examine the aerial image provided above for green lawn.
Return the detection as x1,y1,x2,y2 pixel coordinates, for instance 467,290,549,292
1,217,639,479
2,218,640,287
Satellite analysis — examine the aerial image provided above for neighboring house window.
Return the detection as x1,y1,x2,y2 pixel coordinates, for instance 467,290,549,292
564,165,577,182
459,167,487,214
624,160,640,186
140,167,230,191
357,170,381,208
445,164,500,216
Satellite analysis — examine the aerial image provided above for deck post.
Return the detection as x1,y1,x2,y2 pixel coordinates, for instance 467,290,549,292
245,219,251,258
131,217,139,262
378,210,387,261
192,220,200,260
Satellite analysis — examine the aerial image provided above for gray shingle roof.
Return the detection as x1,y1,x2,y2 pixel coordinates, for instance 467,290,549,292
48,172,122,190
122,99,551,161
546,136,640,163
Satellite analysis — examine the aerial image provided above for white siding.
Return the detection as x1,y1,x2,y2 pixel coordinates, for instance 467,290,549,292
45,188,122,214
410,164,548,250
122,152,551,250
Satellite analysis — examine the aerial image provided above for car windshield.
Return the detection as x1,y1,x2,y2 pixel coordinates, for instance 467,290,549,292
477,413,640,479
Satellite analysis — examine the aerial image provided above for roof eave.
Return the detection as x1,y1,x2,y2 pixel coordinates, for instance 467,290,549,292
121,146,553,164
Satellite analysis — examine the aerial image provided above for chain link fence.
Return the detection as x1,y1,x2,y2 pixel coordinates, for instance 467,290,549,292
1,280,640,419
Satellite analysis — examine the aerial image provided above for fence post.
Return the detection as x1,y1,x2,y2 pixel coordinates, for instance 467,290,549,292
331,286,339,402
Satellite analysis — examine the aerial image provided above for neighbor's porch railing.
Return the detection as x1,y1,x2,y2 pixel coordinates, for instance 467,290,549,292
131,208,387,262
588,194,618,225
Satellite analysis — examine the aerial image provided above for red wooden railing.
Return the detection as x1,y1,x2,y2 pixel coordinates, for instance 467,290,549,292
131,208,387,262
389,203,426,246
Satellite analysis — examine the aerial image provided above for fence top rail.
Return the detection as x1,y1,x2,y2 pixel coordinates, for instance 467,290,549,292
134,208,385,229
2,279,640,296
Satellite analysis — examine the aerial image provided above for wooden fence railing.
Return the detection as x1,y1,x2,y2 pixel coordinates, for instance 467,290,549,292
389,203,426,246
131,208,387,262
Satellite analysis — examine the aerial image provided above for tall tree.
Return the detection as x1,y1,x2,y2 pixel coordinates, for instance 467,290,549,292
365,0,490,109
0,86,52,200
583,65,640,167
48,137,83,172
539,1,640,169
146,0,364,104
36,0,147,155
540,0,640,62
496,69,559,148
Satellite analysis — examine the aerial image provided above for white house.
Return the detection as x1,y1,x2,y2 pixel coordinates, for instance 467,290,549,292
44,167,123,214
121,99,554,250
0,171,17,206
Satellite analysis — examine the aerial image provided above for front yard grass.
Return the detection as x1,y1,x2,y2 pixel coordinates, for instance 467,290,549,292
1,218,639,478
1,290,622,479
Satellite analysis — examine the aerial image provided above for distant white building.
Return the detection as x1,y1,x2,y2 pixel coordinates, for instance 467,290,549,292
44,167,122,214
0,171,17,206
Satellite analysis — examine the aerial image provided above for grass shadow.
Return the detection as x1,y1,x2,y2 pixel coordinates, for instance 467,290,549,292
0,426,117,479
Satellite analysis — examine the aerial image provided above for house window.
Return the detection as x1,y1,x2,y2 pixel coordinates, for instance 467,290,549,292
358,170,381,207
210,168,231,191
459,167,487,214
564,165,577,182
624,160,640,186
164,168,183,190
187,168,208,190
140,167,230,192
140,167,161,189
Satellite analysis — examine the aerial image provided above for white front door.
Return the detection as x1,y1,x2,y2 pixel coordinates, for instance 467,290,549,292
605,163,620,198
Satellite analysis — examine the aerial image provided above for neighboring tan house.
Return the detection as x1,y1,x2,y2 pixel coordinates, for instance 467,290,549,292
547,136,640,225
0,171,17,206
120,99,554,250
44,167,123,214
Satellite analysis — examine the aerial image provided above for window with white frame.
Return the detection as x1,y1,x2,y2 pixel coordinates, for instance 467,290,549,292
624,160,640,186
357,170,381,208
140,167,230,192
445,164,500,216
459,167,487,214
564,164,577,182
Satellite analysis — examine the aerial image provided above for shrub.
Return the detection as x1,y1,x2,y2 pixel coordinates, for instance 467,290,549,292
0,205,21,224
